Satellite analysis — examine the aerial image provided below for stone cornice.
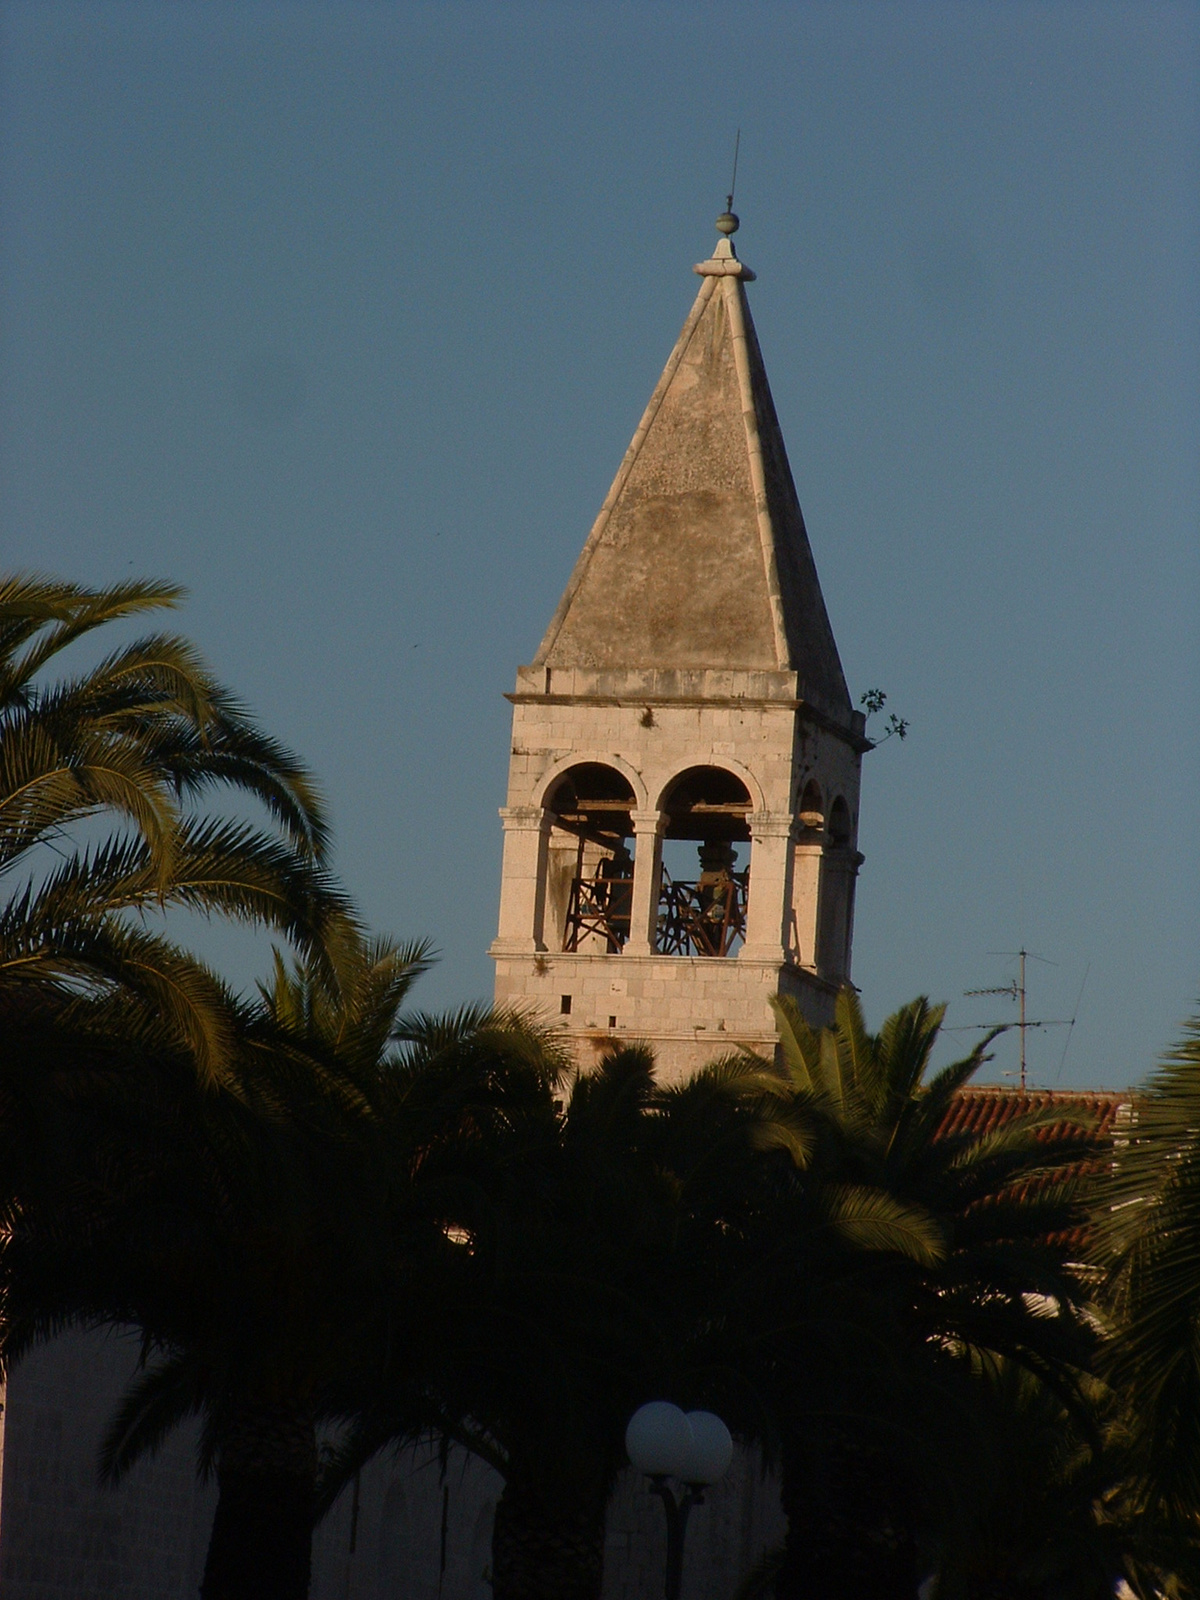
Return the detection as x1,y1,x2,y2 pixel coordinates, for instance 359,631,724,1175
505,690,872,752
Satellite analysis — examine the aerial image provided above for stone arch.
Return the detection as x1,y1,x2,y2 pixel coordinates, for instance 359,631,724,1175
828,794,852,846
541,761,639,956
654,765,755,959
536,752,648,814
653,755,765,818
797,778,824,827
657,765,754,841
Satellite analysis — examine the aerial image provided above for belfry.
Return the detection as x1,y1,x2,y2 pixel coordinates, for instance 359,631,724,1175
491,213,868,1080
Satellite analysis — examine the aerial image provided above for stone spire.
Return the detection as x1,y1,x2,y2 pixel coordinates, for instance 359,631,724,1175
533,217,853,724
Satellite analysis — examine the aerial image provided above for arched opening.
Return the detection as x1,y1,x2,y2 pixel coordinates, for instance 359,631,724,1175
813,794,856,981
797,779,824,829
543,763,636,953
656,766,752,958
828,795,852,846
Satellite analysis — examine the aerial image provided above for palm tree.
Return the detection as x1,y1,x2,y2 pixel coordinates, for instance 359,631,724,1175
0,572,350,1086
319,1042,671,1600
925,1362,1135,1600
320,1038,945,1600
0,569,361,1593
470,1045,694,1600
1100,1016,1200,1596
4,933,566,1600
315,1044,728,1600
737,989,1106,1600
0,990,342,1599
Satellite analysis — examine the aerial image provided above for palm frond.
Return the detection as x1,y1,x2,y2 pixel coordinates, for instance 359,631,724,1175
769,993,822,1094
98,1348,205,1483
831,985,878,1124
0,575,182,701
874,995,945,1130
0,715,178,876
821,1184,945,1267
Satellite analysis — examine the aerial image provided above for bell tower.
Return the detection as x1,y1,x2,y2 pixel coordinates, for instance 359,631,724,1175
490,214,869,1081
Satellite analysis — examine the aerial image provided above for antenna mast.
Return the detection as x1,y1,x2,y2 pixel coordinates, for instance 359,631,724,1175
963,948,1073,1092
1019,946,1026,1088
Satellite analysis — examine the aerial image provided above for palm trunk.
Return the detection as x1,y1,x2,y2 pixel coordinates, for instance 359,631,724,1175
200,1402,317,1600
490,1461,609,1600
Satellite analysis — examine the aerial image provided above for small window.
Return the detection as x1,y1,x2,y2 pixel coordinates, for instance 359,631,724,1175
560,995,572,1015
608,1016,617,1029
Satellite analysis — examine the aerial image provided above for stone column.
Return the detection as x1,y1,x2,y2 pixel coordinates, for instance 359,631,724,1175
741,811,793,963
624,809,664,956
491,806,551,954
843,853,863,980
788,828,825,970
816,847,864,983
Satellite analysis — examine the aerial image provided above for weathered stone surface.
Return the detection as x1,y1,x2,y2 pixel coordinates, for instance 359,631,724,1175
535,237,852,726
493,225,865,1081
0,1330,214,1599
0,1346,781,1600
493,673,863,1082
311,1443,783,1600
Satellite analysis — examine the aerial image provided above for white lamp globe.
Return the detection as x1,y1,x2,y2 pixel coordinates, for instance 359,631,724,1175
682,1411,734,1485
625,1402,695,1478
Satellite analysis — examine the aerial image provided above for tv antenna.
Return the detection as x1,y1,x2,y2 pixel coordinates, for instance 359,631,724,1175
962,948,1075,1091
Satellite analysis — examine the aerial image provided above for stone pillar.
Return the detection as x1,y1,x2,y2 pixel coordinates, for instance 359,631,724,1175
788,829,824,970
491,806,551,954
843,854,862,981
816,847,864,983
624,809,664,956
741,811,793,963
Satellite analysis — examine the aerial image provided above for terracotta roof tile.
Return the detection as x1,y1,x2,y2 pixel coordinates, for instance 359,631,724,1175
935,1088,1134,1255
938,1086,1130,1144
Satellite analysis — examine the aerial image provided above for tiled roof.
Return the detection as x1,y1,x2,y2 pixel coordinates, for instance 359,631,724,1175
938,1088,1134,1255
938,1086,1130,1143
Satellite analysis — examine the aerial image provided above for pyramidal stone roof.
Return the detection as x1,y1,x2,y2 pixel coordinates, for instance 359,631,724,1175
533,224,852,723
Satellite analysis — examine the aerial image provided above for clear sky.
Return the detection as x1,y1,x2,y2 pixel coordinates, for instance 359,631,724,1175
2,1,1196,1089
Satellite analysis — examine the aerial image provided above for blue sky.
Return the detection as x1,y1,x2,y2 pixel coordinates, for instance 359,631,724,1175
2,1,1196,1087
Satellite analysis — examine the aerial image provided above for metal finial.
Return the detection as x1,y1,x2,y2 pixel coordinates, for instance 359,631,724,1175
716,128,741,236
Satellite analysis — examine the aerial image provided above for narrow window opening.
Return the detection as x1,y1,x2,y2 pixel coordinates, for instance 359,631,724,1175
608,1016,617,1029
560,995,572,1015
829,796,852,846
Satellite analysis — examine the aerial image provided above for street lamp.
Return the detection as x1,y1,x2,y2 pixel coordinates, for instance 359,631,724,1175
625,1402,733,1600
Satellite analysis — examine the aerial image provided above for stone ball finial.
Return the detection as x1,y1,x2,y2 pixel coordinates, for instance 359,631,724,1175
716,208,739,236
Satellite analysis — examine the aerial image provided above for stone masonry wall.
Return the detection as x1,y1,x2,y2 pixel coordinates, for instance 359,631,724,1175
311,1440,783,1600
1,1333,784,1600
493,665,861,1077
493,950,835,1083
0,1330,214,1599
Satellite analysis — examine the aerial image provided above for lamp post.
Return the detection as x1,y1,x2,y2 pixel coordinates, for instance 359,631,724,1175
625,1402,733,1600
